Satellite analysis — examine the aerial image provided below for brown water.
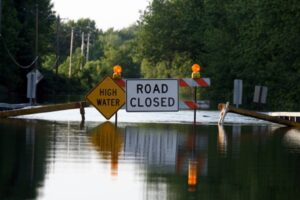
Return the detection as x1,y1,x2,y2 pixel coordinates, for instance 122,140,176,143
0,119,300,200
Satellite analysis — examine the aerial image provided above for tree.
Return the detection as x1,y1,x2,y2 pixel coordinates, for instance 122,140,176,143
0,0,55,100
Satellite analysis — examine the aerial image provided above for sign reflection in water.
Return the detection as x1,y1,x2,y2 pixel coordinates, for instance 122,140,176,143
1,120,300,199
90,122,124,176
124,124,209,196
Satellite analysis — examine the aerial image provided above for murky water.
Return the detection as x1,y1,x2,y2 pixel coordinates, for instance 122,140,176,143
1,119,300,200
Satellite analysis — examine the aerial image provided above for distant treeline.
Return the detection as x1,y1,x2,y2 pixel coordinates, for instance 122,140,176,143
0,0,299,110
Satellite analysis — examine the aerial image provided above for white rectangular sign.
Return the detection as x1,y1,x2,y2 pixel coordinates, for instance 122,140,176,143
126,79,179,112
233,79,243,107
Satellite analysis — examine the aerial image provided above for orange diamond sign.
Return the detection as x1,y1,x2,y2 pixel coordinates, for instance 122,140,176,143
86,76,125,120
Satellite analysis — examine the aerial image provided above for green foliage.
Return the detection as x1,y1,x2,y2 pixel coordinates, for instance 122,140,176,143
0,0,55,98
1,0,300,110
138,0,300,110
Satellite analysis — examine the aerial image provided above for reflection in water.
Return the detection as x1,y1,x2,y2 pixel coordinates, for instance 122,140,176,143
218,125,227,156
1,120,300,199
283,128,300,153
26,121,36,186
0,119,48,200
90,122,124,176
125,125,209,196
124,126,178,171
188,159,197,191
232,124,241,157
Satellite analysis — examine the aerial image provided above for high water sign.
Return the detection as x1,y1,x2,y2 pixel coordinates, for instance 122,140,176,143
86,76,125,119
126,79,179,112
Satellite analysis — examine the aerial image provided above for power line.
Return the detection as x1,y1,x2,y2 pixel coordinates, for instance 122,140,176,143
0,35,38,69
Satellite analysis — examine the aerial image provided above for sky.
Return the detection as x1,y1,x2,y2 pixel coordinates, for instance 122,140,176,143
51,0,150,30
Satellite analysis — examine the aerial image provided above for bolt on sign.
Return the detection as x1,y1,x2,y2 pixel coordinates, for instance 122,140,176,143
86,76,125,120
126,79,179,112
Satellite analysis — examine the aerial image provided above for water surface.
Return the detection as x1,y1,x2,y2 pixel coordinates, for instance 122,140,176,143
0,119,300,199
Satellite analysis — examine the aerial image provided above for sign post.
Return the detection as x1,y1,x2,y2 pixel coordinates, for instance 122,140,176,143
126,79,179,112
253,85,268,110
86,76,125,120
233,79,243,108
26,69,43,105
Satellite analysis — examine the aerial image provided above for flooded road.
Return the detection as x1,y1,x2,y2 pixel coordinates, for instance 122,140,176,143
0,118,300,199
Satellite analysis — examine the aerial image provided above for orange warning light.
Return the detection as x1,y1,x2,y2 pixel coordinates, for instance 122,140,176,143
191,64,201,73
113,65,122,74
191,64,201,78
113,65,122,79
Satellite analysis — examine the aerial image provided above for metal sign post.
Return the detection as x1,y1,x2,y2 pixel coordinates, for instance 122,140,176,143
233,79,243,108
27,72,36,105
193,87,197,124
253,85,268,110
27,69,43,105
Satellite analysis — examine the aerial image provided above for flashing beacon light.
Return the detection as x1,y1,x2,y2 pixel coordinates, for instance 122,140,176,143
113,65,122,79
191,64,201,78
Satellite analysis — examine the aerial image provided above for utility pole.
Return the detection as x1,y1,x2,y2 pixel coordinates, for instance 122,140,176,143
55,15,60,75
86,32,90,63
32,4,39,105
69,27,74,78
80,32,85,70
0,0,2,35
35,4,39,69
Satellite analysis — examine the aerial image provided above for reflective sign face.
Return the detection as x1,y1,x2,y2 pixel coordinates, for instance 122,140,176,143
126,79,179,112
86,76,125,119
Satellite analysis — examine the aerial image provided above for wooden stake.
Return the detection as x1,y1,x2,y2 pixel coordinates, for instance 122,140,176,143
115,112,118,126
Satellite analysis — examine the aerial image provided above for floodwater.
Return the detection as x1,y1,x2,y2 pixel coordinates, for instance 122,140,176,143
1,111,300,199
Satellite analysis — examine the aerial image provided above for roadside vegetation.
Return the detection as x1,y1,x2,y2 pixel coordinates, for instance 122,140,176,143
1,0,299,110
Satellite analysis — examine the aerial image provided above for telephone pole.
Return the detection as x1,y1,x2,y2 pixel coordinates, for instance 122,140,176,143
80,32,85,70
69,28,74,78
55,15,60,75
0,0,2,35
86,33,90,63
35,4,39,69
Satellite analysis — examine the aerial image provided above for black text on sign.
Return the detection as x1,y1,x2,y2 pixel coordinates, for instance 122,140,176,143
126,79,179,112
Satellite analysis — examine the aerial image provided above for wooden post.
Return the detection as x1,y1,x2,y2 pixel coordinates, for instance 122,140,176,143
80,101,85,124
115,112,118,126
218,103,300,127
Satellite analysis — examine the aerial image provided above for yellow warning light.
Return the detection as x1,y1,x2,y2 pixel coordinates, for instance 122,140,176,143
191,64,201,78
113,65,122,79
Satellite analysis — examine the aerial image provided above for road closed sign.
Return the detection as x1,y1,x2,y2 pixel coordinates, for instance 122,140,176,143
126,79,179,112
